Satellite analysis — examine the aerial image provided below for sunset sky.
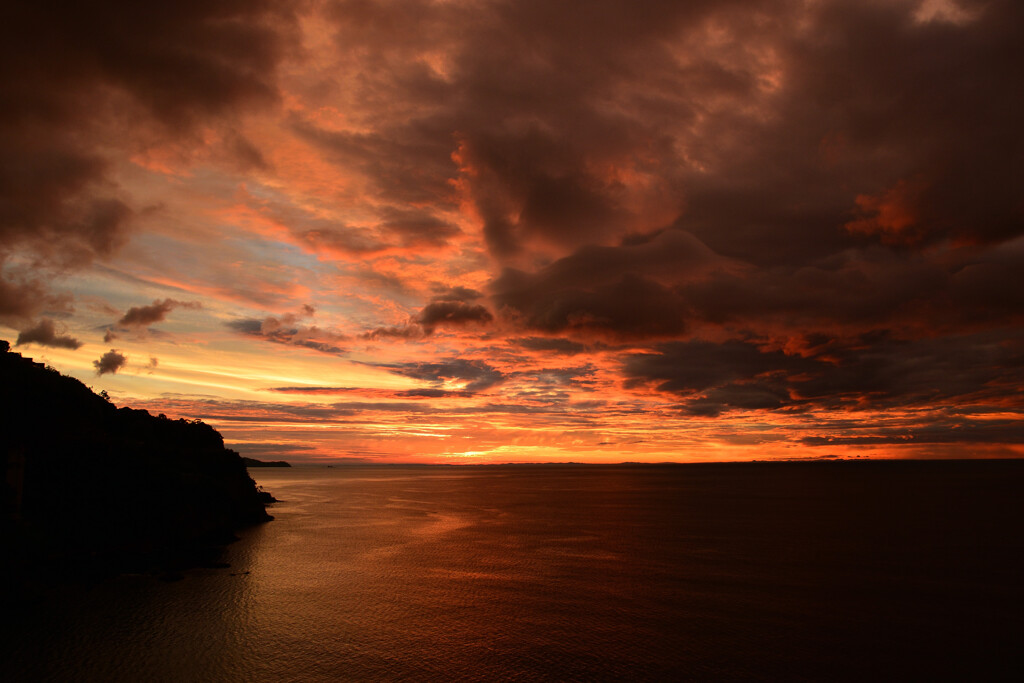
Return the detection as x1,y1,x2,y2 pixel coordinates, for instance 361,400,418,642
2,0,1022,463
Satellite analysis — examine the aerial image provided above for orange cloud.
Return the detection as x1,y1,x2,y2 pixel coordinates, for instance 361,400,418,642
846,179,929,245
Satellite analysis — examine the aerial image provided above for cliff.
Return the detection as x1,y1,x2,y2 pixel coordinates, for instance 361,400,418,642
0,340,273,587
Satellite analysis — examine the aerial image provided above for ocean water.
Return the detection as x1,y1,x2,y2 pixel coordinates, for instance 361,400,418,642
5,462,1024,681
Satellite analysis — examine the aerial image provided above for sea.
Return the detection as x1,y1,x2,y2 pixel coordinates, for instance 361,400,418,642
4,461,1024,681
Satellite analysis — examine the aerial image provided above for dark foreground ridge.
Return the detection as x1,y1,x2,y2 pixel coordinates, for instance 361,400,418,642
0,340,274,596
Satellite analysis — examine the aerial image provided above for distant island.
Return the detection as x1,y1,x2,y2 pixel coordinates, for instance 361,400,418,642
242,457,291,467
0,340,275,593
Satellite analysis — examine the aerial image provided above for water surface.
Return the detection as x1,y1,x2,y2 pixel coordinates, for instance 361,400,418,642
5,462,1024,681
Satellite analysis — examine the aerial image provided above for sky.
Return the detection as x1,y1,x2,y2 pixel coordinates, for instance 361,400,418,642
2,0,1022,464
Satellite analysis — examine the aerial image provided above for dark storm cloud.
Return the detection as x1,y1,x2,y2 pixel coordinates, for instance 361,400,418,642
313,0,751,257
456,127,638,256
625,340,814,394
514,338,589,356
1,1,296,132
315,1,1023,360
387,358,506,393
15,318,82,350
800,415,1024,447
675,246,1022,334
497,271,688,338
414,301,493,333
491,230,725,338
93,349,127,375
433,0,755,257
625,331,1024,419
663,0,1024,267
0,0,298,309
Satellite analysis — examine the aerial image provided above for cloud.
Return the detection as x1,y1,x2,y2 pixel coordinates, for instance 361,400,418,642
290,119,457,209
360,286,494,340
267,386,361,395
624,339,814,416
266,385,470,400
414,301,493,333
800,414,1024,447
225,305,348,354
15,318,82,350
102,298,201,342
624,331,1024,417
293,209,462,257
225,319,263,335
429,284,484,302
387,358,506,393
359,324,426,341
93,349,127,375
0,0,299,316
5,0,1024,460
514,337,589,356
0,275,72,327
490,230,731,339
117,298,200,327
310,0,1024,341
395,388,466,399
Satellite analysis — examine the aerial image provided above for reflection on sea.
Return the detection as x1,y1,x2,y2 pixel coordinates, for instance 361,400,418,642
5,462,1024,681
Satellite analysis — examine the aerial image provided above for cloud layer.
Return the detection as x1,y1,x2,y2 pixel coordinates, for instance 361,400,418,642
3,0,1022,461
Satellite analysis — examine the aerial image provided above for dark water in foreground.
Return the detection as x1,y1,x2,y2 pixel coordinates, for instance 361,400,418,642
5,461,1024,681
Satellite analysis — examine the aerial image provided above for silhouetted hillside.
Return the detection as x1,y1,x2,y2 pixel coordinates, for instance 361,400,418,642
1,340,273,590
